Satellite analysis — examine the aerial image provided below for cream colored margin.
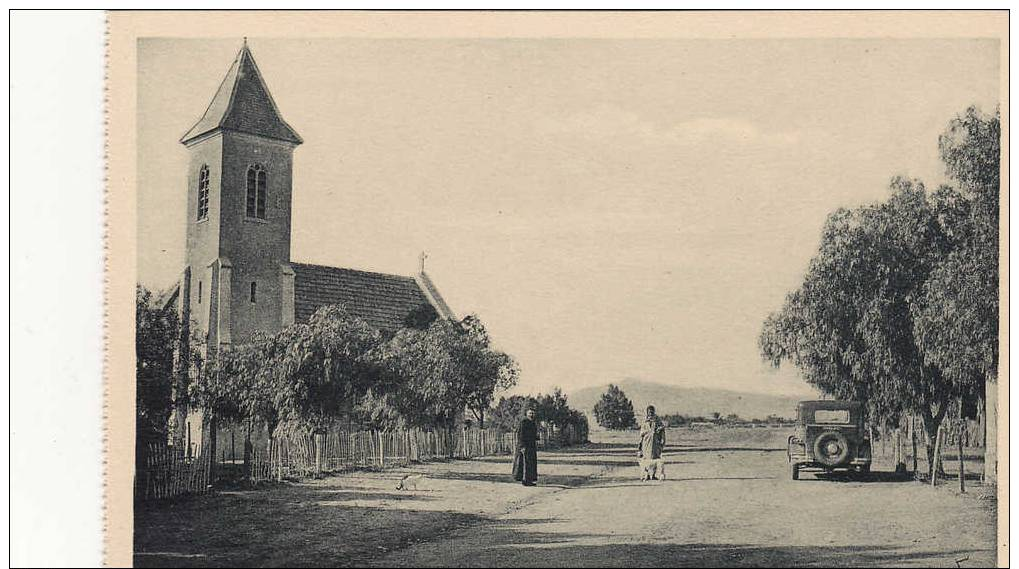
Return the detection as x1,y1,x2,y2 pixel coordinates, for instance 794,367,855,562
105,11,1009,567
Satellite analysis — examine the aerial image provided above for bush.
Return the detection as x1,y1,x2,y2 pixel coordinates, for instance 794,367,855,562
593,384,637,430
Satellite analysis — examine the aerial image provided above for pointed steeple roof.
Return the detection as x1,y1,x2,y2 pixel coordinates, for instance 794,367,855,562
181,41,302,145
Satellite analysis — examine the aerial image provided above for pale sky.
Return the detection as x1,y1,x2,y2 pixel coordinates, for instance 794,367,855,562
137,38,999,398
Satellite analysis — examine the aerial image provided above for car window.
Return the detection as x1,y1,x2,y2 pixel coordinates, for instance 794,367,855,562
814,410,850,423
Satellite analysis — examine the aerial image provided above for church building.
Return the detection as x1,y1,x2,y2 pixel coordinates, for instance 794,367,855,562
162,41,455,453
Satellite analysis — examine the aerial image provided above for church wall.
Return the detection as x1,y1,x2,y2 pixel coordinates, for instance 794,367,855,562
192,264,213,339
218,131,296,344
184,134,224,343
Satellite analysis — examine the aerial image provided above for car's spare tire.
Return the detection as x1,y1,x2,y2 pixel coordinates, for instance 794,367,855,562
813,431,850,467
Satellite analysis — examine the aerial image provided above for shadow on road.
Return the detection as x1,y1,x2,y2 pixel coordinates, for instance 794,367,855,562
808,470,916,484
577,476,776,490
550,443,635,454
135,436,996,569
431,469,594,488
135,482,574,568
537,457,693,468
672,446,785,453
312,489,441,501
394,540,989,568
557,444,785,456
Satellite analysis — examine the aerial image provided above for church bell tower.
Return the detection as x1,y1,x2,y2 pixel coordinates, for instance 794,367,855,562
179,40,302,354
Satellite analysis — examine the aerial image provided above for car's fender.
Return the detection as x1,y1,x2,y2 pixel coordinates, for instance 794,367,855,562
787,434,806,463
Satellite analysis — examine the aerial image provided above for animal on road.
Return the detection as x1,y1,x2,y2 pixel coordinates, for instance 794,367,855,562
639,456,666,481
396,473,425,491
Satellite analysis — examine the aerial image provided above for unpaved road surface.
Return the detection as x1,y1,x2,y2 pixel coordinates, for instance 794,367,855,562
136,428,996,568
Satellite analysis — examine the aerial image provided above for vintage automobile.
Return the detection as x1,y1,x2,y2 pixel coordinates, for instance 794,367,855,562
787,400,872,480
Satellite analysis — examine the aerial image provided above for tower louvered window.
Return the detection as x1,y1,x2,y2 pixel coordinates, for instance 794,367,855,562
197,165,210,221
246,164,268,219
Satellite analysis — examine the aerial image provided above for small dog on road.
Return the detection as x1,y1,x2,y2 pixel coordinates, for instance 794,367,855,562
395,473,425,491
638,456,666,481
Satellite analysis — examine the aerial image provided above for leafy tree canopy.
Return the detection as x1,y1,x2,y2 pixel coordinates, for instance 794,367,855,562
200,305,384,436
759,106,999,468
136,286,178,445
370,314,519,430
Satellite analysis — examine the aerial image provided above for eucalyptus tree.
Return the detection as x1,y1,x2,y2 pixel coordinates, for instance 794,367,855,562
913,107,1000,407
446,315,519,428
195,305,385,439
760,107,999,473
376,314,518,433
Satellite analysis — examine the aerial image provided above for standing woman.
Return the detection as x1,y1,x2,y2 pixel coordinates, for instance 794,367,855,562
638,405,667,480
512,408,540,486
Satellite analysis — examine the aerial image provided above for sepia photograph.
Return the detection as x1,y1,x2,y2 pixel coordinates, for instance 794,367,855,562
100,10,1007,568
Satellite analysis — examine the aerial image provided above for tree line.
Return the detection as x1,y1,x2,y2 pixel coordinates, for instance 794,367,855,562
659,413,796,427
137,295,588,451
588,383,795,430
487,388,590,438
759,106,999,476
138,298,520,442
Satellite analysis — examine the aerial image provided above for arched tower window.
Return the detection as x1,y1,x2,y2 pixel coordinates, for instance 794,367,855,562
197,165,210,221
245,164,268,219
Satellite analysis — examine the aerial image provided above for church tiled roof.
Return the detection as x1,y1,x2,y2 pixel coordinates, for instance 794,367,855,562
292,263,450,331
181,42,302,145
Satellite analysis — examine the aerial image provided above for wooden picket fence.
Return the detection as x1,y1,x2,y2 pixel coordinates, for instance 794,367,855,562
247,425,582,483
136,443,212,501
872,416,986,455
925,418,985,448
137,424,591,493
248,429,439,482
543,422,588,447
453,427,519,458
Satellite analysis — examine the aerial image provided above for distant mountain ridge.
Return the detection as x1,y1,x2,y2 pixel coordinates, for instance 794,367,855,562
568,379,801,420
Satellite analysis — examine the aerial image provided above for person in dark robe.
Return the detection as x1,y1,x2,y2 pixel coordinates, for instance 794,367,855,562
512,408,540,486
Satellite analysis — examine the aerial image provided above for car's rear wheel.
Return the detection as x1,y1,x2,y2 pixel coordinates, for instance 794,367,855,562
791,463,799,480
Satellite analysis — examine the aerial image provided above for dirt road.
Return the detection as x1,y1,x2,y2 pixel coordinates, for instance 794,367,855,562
135,428,996,568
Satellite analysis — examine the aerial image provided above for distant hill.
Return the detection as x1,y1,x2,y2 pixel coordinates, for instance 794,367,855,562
568,379,801,421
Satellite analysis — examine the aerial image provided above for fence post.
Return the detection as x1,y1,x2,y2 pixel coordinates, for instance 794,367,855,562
931,424,944,487
365,430,370,466
358,431,364,466
275,439,284,482
314,431,325,475
911,415,919,475
409,429,416,462
406,429,413,464
958,399,966,493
